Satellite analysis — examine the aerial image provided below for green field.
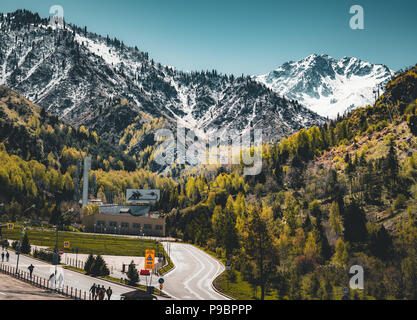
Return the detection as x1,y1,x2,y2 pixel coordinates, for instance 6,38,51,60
1,225,163,257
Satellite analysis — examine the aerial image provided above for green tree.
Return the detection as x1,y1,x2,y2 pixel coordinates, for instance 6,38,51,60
126,260,139,286
20,233,31,254
91,255,110,277
84,254,95,274
329,201,343,236
239,204,279,300
343,202,368,243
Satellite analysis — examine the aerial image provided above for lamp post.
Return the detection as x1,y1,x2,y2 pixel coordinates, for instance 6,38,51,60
104,227,106,250
16,205,35,273
54,208,74,287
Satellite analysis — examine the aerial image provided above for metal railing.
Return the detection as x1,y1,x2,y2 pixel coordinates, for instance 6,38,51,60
0,263,92,300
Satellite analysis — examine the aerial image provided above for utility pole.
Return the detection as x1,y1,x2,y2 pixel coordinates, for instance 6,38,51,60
54,208,74,287
16,205,35,273
15,227,23,273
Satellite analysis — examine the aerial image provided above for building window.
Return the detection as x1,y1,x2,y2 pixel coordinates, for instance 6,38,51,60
155,225,163,230
121,222,129,228
144,224,152,230
133,223,140,229
97,221,105,226
109,221,117,227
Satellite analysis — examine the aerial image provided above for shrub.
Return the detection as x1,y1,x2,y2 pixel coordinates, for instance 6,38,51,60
225,269,237,283
21,233,31,254
85,254,110,277
294,255,317,275
394,194,407,210
33,249,61,264
90,255,110,277
84,254,95,274
126,261,139,286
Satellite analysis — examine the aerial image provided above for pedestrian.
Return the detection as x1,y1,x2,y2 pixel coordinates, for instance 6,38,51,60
1,252,4,262
106,286,112,300
5,251,9,262
28,264,34,278
90,283,97,300
98,285,105,300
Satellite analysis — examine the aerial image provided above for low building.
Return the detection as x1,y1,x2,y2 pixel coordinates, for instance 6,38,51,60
82,204,166,237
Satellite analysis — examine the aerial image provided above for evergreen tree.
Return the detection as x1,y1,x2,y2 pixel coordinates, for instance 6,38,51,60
21,233,31,254
91,255,110,277
343,202,368,243
329,201,343,236
126,260,139,286
84,254,95,274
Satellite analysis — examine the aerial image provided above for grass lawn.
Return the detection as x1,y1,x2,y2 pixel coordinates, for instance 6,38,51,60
213,270,278,300
1,225,163,257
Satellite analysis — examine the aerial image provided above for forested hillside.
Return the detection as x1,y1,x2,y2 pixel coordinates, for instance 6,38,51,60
1,64,417,300
167,65,417,300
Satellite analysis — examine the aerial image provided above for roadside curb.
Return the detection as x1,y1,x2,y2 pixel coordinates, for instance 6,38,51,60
159,260,176,276
211,279,234,300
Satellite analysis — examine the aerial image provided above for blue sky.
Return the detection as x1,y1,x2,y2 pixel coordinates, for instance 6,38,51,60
1,0,416,75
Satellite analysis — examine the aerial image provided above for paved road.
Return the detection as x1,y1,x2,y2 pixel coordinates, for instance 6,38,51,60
0,273,69,300
161,242,228,300
1,251,134,300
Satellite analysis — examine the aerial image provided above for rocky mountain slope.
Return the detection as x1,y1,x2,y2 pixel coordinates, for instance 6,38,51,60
0,10,325,145
255,54,394,118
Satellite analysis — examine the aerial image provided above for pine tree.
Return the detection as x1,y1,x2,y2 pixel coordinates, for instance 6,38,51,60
84,254,95,274
21,233,31,254
343,202,368,243
126,261,139,286
329,201,343,236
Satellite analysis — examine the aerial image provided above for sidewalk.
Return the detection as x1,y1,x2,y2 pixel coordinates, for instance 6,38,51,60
0,273,69,300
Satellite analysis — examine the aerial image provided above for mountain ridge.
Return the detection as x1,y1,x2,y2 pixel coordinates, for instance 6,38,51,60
0,10,325,147
255,53,395,118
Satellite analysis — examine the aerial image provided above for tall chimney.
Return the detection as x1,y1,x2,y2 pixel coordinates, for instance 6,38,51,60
82,156,91,206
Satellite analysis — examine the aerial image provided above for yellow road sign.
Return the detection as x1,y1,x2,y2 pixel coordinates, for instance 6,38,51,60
145,249,155,270
64,241,70,248
7,223,14,230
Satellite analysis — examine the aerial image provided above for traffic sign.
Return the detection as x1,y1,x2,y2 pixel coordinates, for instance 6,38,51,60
225,260,232,271
64,241,70,248
140,269,150,276
7,223,14,230
158,278,164,284
145,249,155,270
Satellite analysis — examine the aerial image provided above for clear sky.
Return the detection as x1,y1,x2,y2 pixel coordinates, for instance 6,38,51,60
1,0,416,75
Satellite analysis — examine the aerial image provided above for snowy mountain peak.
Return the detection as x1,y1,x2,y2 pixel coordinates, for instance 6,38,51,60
256,54,394,118
0,10,325,145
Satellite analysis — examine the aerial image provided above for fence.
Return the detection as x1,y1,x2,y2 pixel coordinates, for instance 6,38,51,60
0,263,93,300
64,257,85,270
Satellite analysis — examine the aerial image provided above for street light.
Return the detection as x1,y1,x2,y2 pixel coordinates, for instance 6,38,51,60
16,205,36,273
53,208,74,288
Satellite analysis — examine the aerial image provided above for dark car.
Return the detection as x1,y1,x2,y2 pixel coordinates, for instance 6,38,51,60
120,289,157,300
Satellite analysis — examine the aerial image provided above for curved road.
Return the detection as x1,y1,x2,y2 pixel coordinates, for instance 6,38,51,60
0,242,228,300
162,242,228,300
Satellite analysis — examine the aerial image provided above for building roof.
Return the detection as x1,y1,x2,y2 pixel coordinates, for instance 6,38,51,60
99,204,151,217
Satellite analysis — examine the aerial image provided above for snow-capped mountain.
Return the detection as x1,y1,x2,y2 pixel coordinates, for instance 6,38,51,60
255,54,395,118
0,10,325,147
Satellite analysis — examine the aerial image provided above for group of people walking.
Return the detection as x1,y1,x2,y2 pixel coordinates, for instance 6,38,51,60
1,251,10,262
90,283,112,300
